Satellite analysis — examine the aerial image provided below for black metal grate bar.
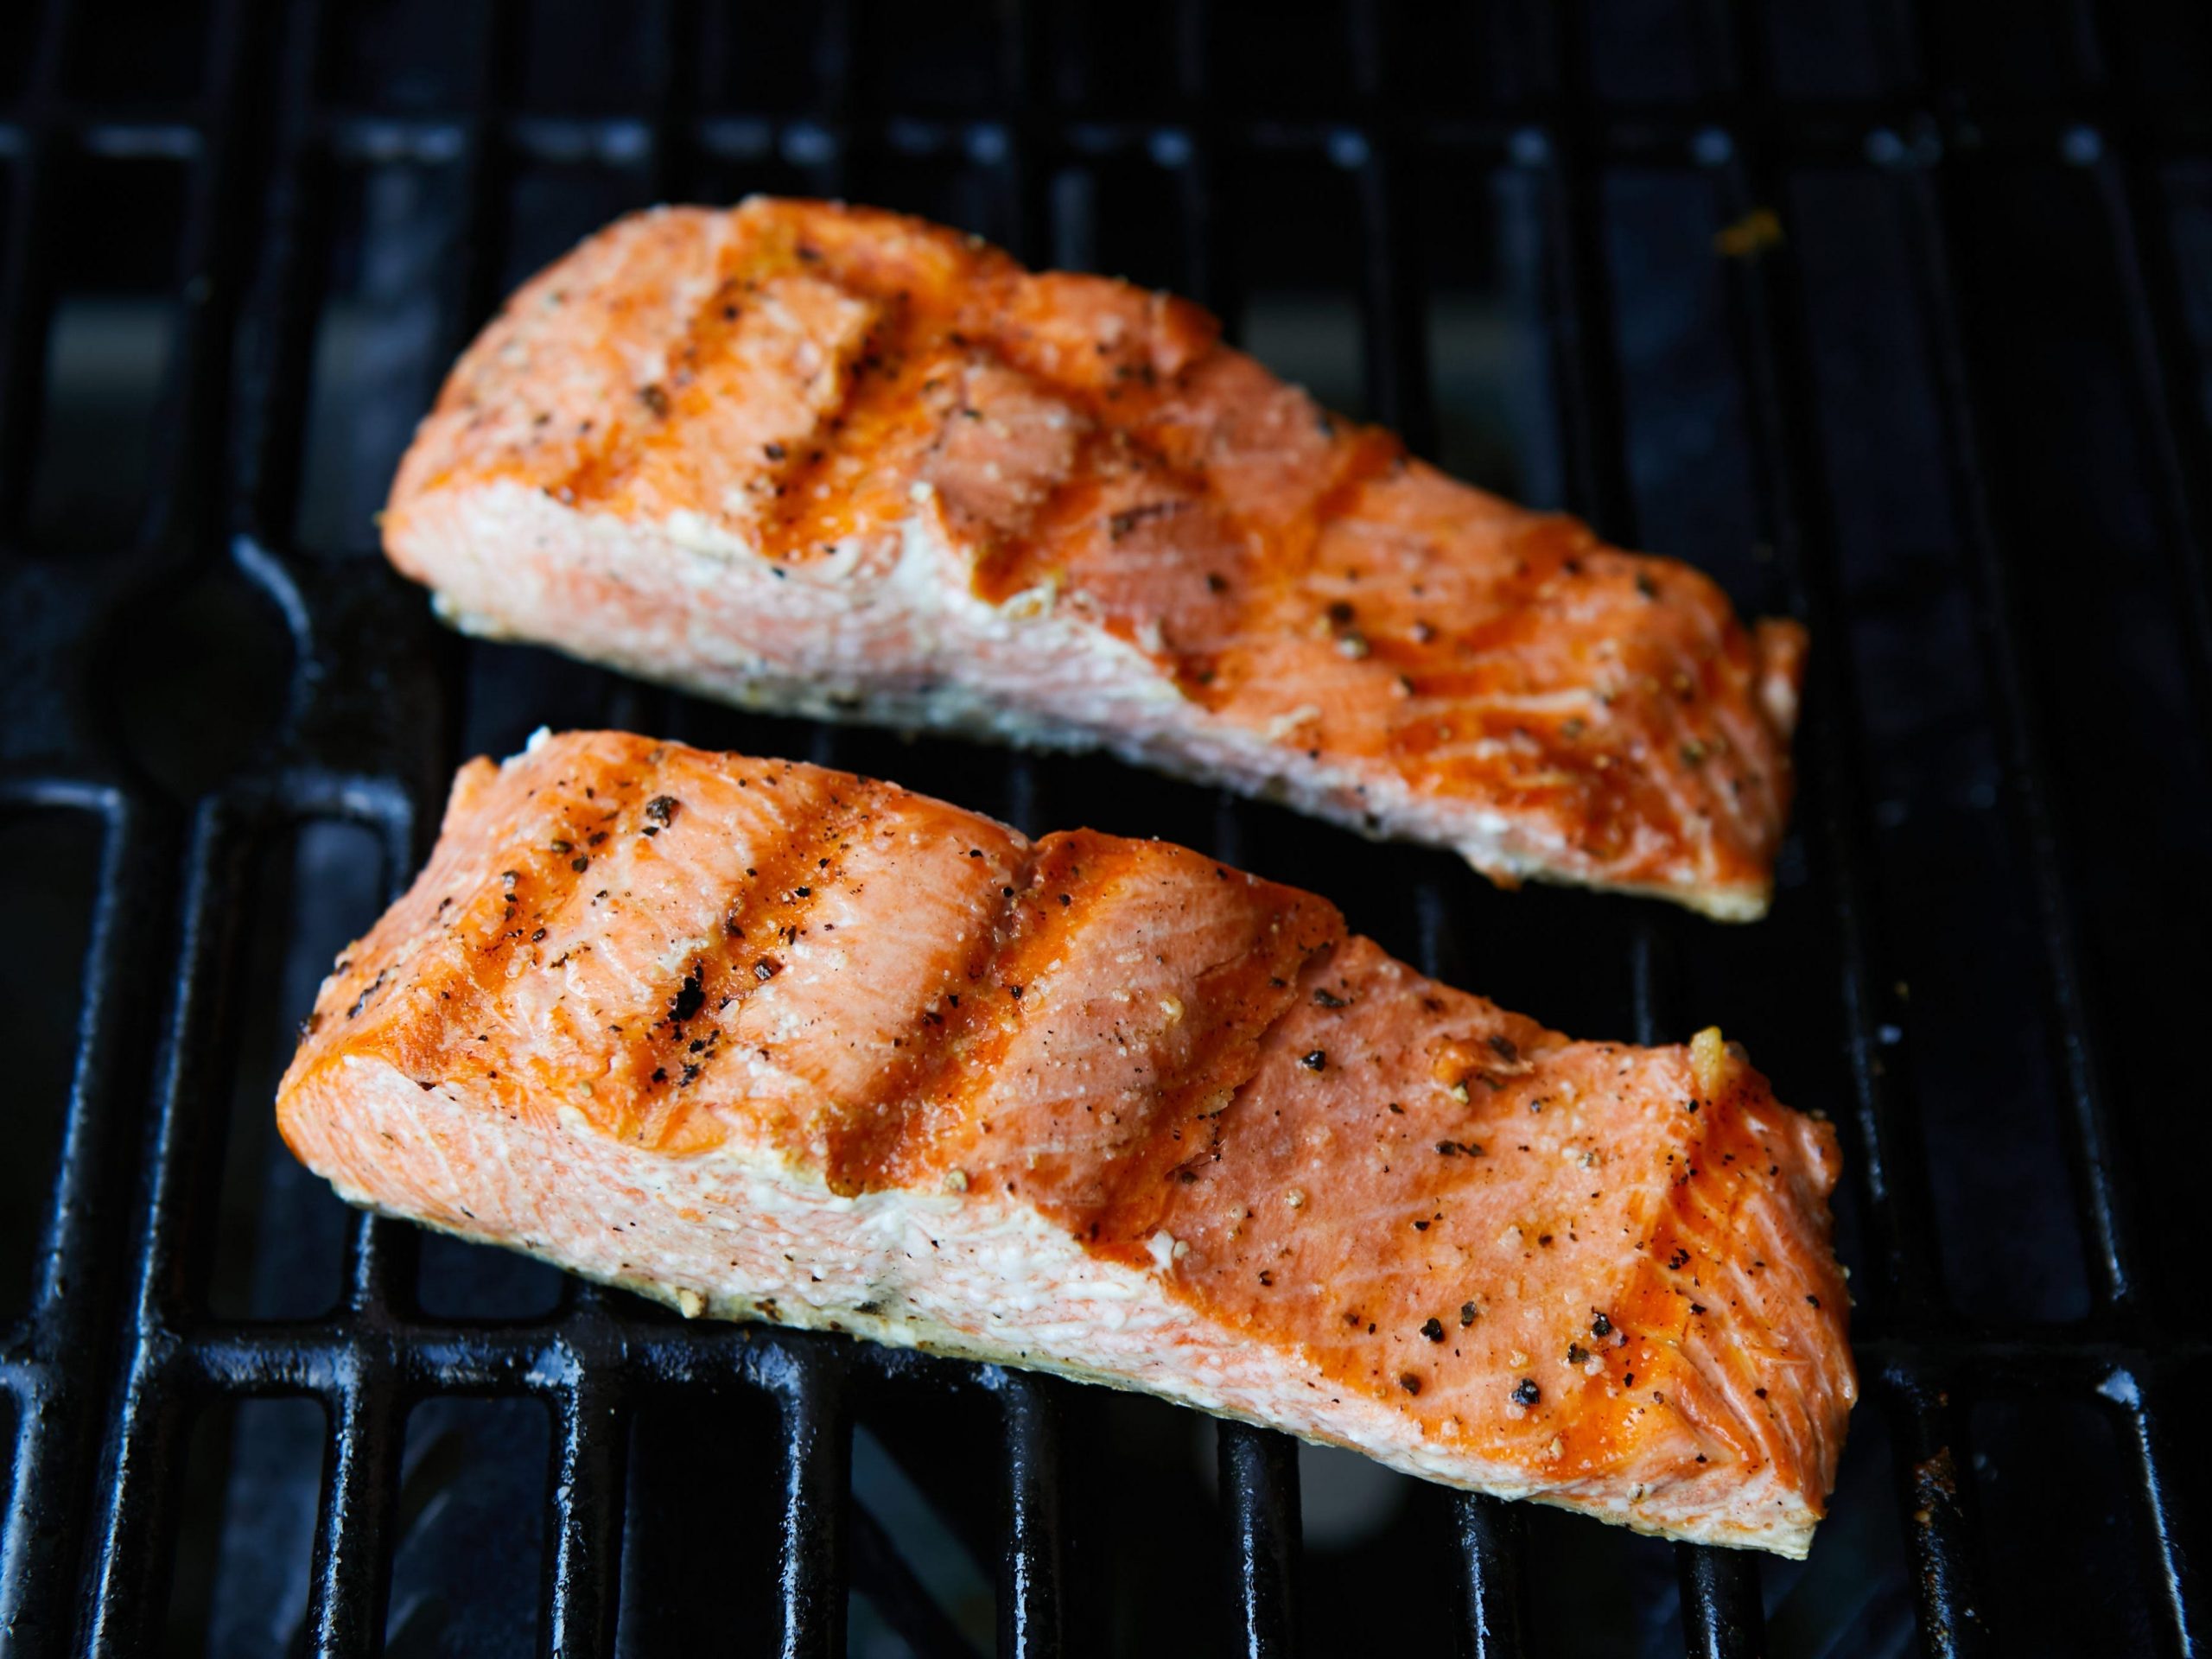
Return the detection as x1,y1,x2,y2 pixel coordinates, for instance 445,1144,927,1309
541,1335,628,1659
302,1355,404,1658
1450,1492,1527,1659
3,2,2209,1656
84,796,258,1657
777,1351,853,1659
1217,1421,1303,1658
995,1370,1066,1659
0,781,167,1653
1676,1542,1764,1659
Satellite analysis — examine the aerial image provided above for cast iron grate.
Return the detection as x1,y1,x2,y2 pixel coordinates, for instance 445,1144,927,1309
3,0,2209,1655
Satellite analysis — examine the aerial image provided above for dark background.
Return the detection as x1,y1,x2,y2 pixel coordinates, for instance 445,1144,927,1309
3,1,2210,1655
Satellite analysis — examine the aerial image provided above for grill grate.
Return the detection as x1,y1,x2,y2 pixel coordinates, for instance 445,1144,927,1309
4,1,2210,1655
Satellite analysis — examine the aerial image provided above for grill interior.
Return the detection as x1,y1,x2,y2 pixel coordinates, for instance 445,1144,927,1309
4,2,2210,1655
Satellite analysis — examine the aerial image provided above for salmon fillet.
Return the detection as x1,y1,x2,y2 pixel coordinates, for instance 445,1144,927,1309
276,732,1853,1554
384,199,1806,920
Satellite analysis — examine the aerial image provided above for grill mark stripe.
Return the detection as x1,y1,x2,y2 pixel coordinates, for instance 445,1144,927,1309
728,217,1422,711
874,834,1344,1258
625,766,878,1151
816,836,1043,1195
562,227,881,517
521,206,1449,739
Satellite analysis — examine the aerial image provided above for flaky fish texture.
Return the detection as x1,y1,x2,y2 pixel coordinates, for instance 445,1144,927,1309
277,732,1853,1554
385,199,1806,918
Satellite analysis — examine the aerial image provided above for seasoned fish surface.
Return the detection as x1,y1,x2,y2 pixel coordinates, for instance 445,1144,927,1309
385,199,1806,918
277,733,1853,1554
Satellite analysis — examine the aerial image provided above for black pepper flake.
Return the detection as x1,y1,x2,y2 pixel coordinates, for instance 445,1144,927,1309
670,969,705,1023
1420,1318,1446,1343
1754,1387,1768,1399
793,886,811,899
763,442,787,461
1413,1220,1430,1231
1667,1248,1690,1271
1459,1302,1477,1326
1805,1294,1821,1308
1398,1373,1422,1396
754,958,781,982
1591,1312,1613,1338
1635,570,1658,599
1486,1033,1519,1062
1510,1378,1541,1408
1435,1139,1482,1157
1258,1270,1274,1287
651,1066,668,1084
1059,893,1071,906
570,855,589,873
1313,988,1346,1007
1567,1343,1590,1365
639,383,671,417
645,795,680,826
1689,1303,1706,1315
1300,1050,1327,1071
531,928,547,942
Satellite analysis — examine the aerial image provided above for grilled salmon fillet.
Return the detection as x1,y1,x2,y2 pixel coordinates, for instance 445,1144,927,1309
385,199,1806,920
276,732,1853,1553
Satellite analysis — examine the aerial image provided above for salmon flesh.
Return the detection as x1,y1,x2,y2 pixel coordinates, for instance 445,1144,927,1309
276,732,1853,1554
385,199,1807,919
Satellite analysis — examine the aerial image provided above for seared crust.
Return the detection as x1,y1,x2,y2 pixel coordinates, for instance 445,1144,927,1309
278,732,1853,1553
386,200,1806,918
